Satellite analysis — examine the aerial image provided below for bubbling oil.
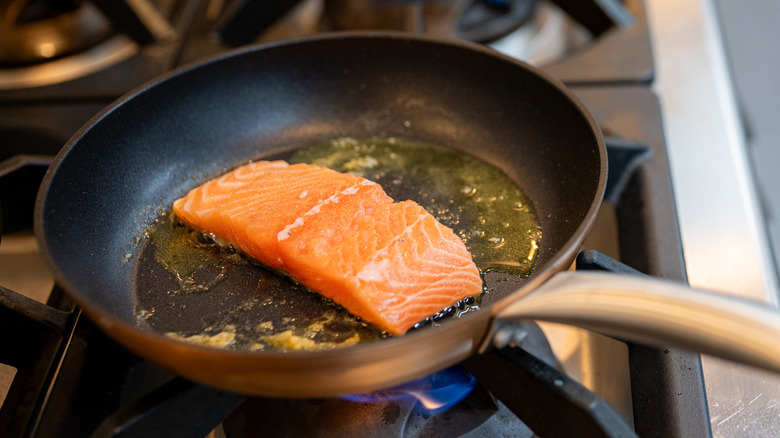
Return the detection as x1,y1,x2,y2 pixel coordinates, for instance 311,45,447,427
291,137,542,276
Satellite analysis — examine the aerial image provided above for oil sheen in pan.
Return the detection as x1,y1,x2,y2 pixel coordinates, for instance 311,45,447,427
134,137,542,352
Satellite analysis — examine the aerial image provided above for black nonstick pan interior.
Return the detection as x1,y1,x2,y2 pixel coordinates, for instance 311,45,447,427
35,33,605,396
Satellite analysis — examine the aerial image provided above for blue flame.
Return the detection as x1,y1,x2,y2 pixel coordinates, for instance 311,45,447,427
340,366,476,415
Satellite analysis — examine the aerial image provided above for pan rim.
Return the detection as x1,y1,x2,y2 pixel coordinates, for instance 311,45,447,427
32,31,607,385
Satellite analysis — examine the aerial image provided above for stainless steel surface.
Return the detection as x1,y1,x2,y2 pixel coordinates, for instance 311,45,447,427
645,0,780,435
714,0,780,304
0,363,15,412
541,322,634,426
0,231,54,304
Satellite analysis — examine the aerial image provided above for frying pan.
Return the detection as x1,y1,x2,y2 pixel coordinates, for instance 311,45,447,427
35,32,780,397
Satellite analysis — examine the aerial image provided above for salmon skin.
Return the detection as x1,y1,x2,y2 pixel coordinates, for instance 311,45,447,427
172,160,483,335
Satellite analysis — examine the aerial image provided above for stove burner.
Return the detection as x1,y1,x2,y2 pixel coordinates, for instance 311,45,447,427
340,366,477,416
0,0,113,67
320,0,538,43
0,0,135,90
0,35,137,90
0,0,179,90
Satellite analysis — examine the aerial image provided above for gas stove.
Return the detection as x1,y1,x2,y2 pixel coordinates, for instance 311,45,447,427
1,0,777,436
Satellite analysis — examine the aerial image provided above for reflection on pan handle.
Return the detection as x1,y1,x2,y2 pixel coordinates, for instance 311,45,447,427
497,271,780,374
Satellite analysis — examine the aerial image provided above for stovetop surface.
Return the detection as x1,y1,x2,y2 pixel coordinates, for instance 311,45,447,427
6,0,776,435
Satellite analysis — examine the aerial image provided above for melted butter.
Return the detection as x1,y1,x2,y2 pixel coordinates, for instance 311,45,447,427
165,329,237,348
140,137,540,351
147,216,238,294
259,330,361,351
291,137,542,276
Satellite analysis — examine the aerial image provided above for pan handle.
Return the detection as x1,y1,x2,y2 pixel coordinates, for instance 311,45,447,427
496,271,780,374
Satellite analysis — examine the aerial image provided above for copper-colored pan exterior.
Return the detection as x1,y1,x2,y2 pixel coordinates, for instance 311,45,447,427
35,33,606,397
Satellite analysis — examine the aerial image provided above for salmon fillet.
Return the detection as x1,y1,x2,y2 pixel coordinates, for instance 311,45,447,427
172,160,482,335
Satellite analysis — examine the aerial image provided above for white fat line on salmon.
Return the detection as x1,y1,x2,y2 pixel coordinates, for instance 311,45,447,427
356,211,428,282
277,181,366,241
225,160,289,181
